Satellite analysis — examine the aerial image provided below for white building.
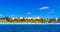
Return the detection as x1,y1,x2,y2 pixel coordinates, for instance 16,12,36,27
32,16,40,20
35,17,40,19
25,17,33,19
25,17,40,20
55,17,58,21
19,17,24,19
12,17,40,20
12,17,17,20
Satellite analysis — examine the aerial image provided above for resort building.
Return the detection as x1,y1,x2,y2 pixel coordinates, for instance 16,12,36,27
35,16,40,19
25,17,33,19
32,17,40,20
12,17,18,20
19,17,24,19
24,17,40,20
55,17,58,21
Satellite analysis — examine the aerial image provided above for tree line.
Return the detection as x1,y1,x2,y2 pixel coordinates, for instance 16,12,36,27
0,17,60,23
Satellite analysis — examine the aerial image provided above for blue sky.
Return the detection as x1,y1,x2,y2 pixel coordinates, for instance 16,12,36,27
0,0,60,18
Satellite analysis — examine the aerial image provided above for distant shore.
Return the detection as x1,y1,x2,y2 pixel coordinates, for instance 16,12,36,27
0,17,60,23
0,23,60,24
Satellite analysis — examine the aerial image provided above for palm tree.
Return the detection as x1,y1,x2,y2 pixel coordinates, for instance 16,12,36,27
48,18,56,23
4,17,12,22
40,18,45,23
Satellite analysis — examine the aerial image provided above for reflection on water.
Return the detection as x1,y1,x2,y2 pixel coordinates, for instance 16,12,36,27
0,24,60,32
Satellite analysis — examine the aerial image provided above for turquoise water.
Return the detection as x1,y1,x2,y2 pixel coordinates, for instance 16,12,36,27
0,24,60,32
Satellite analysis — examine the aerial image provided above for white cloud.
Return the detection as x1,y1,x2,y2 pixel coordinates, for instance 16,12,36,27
26,12,32,14
39,6,55,14
40,6,48,10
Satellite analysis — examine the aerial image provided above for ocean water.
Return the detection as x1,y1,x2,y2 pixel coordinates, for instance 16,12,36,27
0,24,60,32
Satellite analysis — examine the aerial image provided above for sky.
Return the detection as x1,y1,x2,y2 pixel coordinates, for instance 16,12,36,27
0,0,60,18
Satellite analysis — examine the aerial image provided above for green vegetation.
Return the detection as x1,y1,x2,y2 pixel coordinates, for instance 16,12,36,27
0,17,60,23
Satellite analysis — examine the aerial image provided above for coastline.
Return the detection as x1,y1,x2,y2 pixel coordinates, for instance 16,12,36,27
0,23,60,24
